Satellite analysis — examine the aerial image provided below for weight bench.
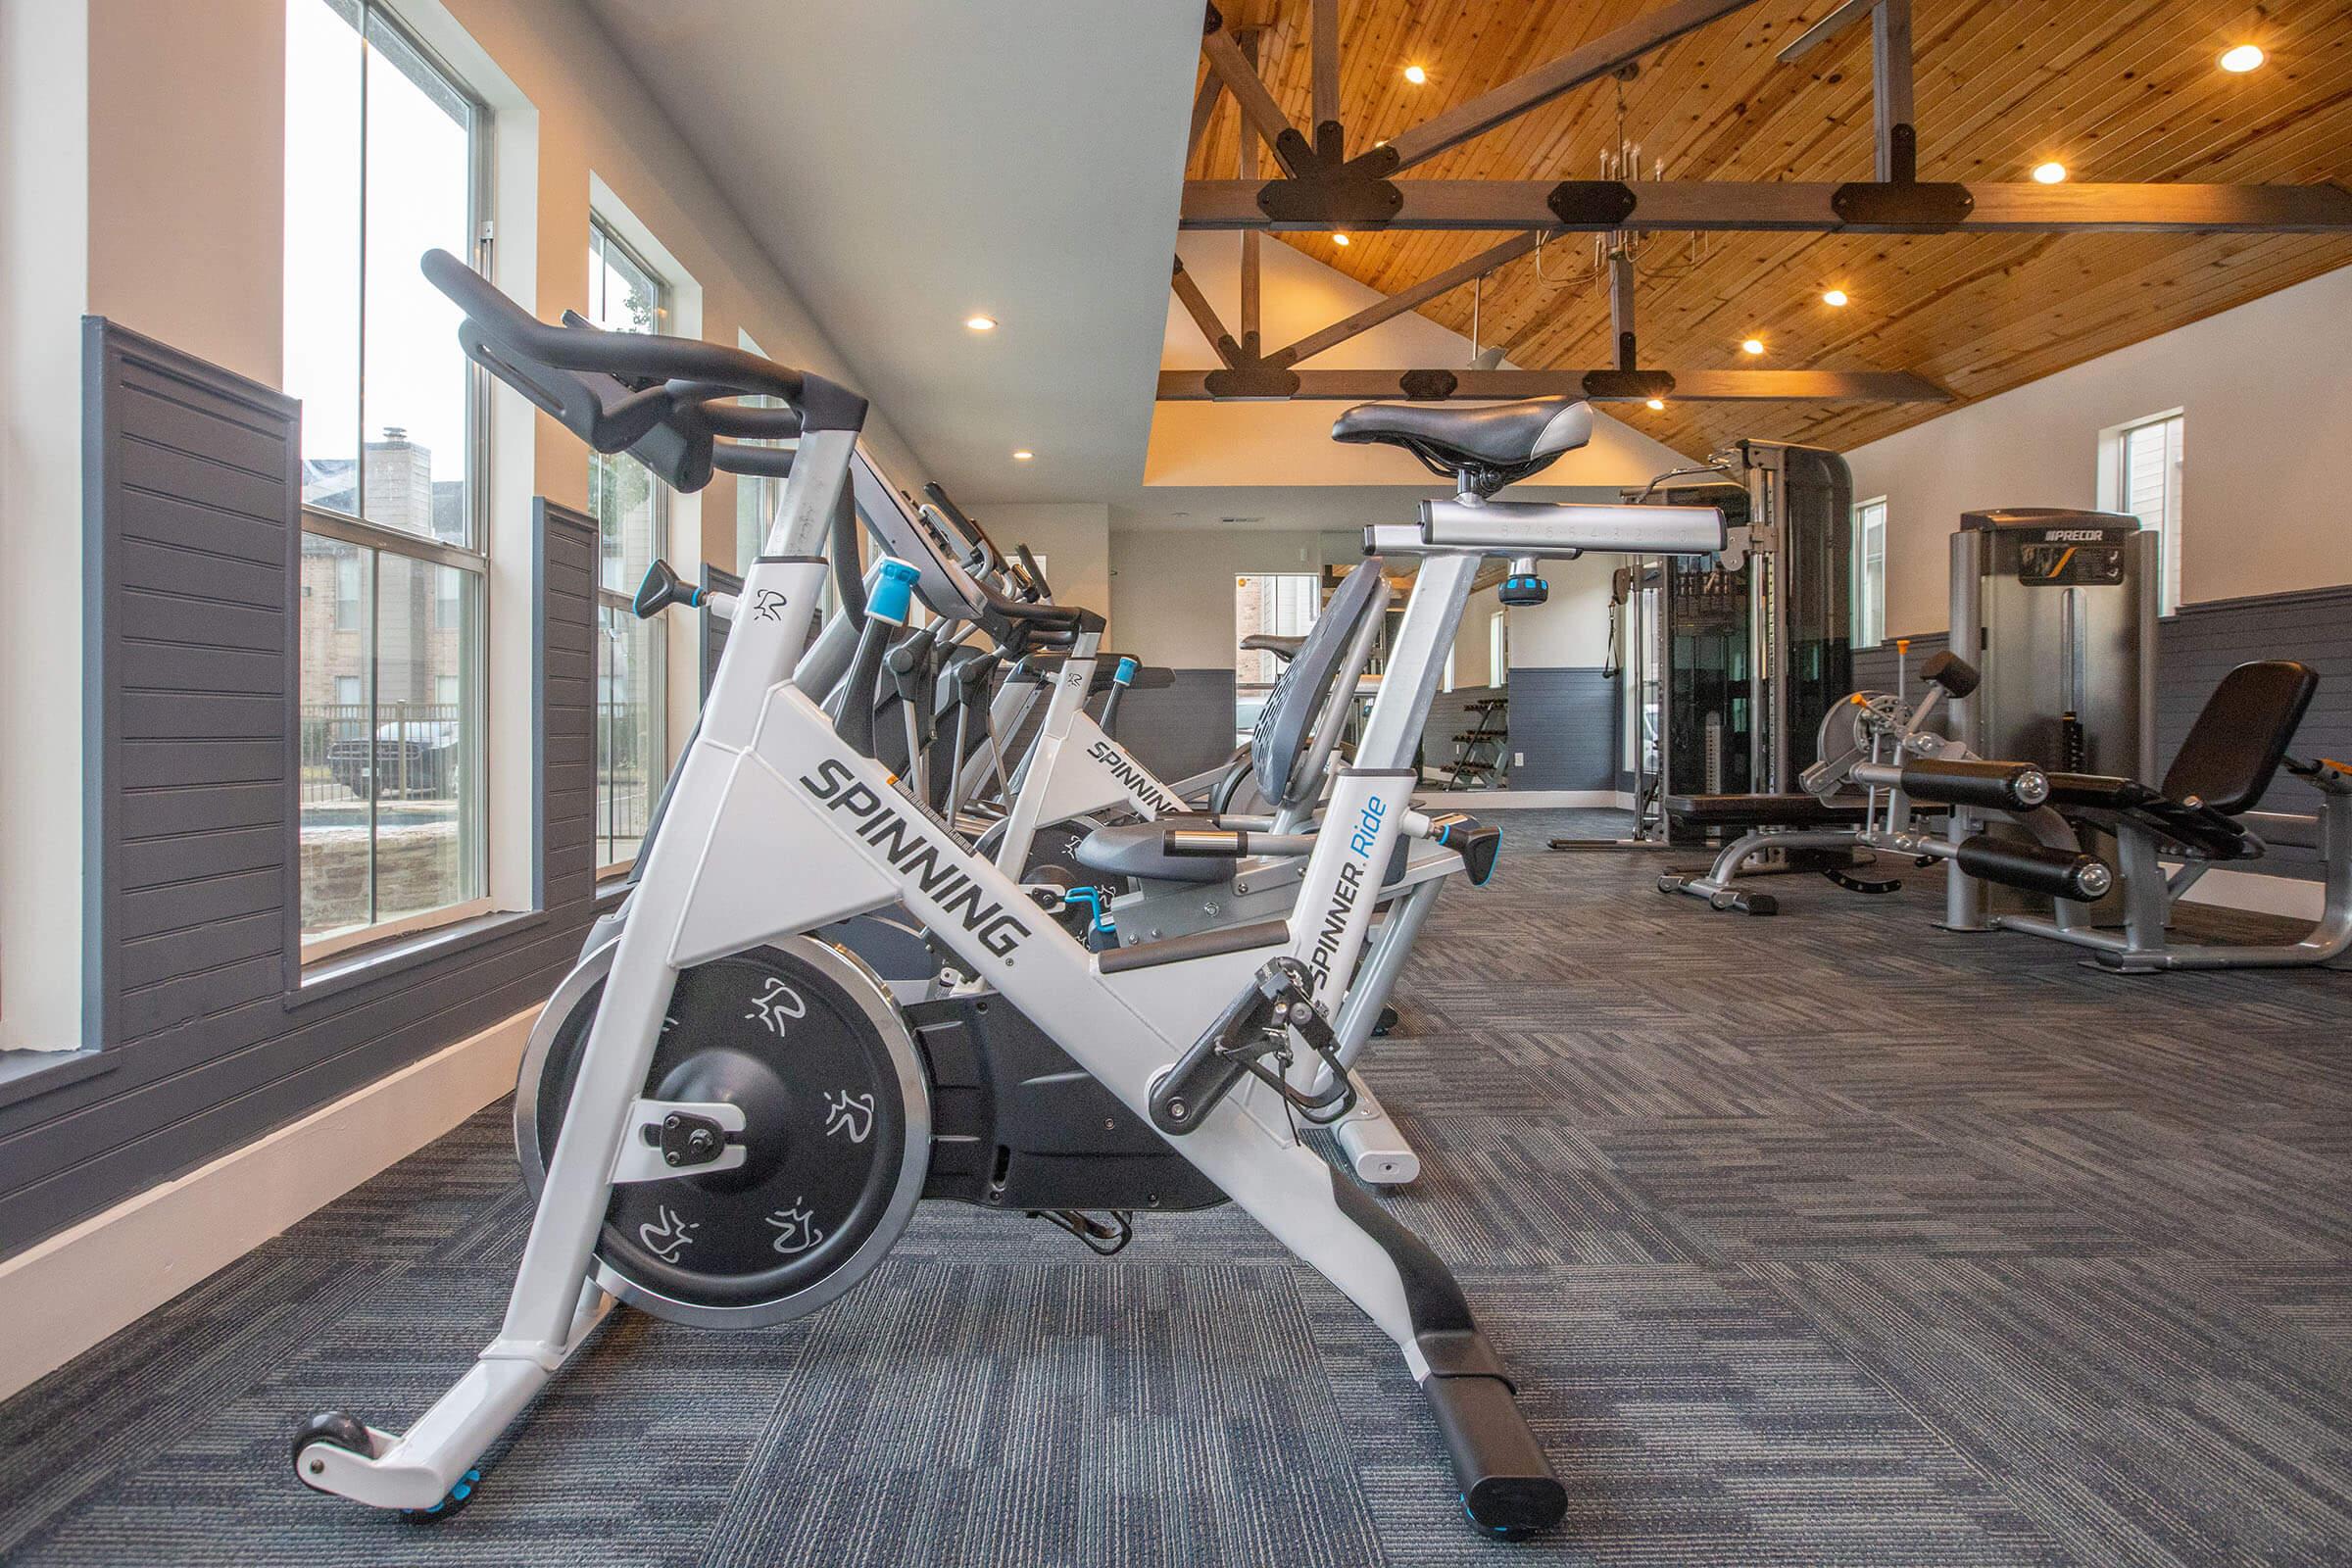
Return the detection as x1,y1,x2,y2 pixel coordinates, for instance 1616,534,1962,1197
1964,660,2352,972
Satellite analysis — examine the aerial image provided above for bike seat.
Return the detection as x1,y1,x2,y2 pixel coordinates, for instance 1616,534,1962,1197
1070,815,1231,885
1331,396,1593,488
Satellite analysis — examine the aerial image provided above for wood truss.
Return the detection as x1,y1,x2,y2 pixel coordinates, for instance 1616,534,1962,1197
1164,0,2352,409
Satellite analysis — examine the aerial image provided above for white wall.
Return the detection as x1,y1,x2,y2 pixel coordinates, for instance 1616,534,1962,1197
0,0,921,1050
2,0,96,1052
970,503,1110,629
1506,553,1621,670
1848,262,2352,636
1108,527,1347,669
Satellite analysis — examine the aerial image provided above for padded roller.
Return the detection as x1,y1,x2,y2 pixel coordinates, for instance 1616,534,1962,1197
1899,758,2049,810
1953,834,2113,903
1919,651,1980,698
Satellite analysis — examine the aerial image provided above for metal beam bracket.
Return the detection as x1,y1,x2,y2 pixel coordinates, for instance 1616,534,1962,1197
1398,369,1460,401
1830,179,1973,229
1257,168,1405,228
1582,368,1677,401
1547,181,1641,226
1202,364,1306,400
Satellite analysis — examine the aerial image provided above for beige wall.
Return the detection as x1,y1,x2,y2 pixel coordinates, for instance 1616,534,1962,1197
969,502,1110,630
1848,262,2352,636
1109,527,1345,669
1148,232,1688,490
0,0,920,1049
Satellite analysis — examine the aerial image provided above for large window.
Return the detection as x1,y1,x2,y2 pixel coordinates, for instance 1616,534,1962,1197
1235,572,1321,740
1854,496,1888,647
285,0,489,956
733,331,794,573
588,219,669,869
2114,411,2184,614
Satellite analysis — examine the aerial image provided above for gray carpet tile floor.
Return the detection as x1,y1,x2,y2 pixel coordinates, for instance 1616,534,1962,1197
4,808,2350,1566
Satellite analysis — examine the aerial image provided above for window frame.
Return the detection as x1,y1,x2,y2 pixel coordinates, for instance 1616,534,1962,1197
291,0,497,966
2111,409,2184,615
1233,570,1323,739
587,214,673,876
1853,495,1888,649
1488,610,1508,688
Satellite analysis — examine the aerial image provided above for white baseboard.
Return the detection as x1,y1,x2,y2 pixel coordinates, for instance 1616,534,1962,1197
2164,862,2326,921
0,1005,534,1402
1412,789,1622,808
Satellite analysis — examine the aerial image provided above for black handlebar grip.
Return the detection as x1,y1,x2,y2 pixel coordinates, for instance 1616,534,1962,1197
631,560,701,619
1016,543,1053,603
1899,758,2049,810
1954,834,2113,903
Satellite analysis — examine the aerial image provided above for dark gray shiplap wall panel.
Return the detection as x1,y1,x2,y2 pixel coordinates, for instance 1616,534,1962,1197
1507,668,1617,791
82,319,299,1055
1118,668,1239,782
1,318,611,1260
702,565,742,699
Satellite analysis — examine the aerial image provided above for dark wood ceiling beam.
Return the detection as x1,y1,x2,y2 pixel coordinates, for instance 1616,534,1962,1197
1777,0,1874,64
1180,179,2352,233
1200,24,1310,178
1268,230,1548,369
1186,65,1226,163
1310,0,1342,163
1873,0,1916,182
1370,0,1771,175
1156,368,1955,402
1169,258,1241,368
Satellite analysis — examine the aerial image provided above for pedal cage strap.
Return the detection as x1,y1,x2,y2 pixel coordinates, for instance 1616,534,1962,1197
1149,958,1357,1135
1033,1208,1134,1255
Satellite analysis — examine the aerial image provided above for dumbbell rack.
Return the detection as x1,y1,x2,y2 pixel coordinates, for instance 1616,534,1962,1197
1445,696,1508,788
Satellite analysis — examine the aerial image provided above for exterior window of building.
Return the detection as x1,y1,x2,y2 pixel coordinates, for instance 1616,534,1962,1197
285,0,490,956
2115,412,2184,613
1854,496,1888,647
588,218,670,869
1235,572,1320,740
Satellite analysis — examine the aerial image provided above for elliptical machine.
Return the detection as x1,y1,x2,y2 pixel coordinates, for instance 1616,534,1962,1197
289,252,1724,1539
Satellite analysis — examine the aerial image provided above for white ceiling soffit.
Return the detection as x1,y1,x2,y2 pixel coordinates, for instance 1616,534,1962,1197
579,0,1202,505
1147,232,1690,493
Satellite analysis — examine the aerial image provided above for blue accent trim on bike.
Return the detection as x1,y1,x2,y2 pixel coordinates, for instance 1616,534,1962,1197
1113,657,1138,686
1063,886,1116,934
867,557,921,625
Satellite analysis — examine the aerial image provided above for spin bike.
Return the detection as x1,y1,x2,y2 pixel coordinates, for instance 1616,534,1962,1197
290,252,1721,1539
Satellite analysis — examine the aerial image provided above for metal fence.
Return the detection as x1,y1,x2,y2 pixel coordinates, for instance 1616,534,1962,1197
299,702,466,806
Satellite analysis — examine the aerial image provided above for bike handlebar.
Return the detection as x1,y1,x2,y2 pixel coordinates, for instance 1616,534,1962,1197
420,248,865,494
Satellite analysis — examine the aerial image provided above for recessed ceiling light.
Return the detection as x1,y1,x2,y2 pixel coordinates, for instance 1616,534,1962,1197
1011,449,1034,462
2032,161,2068,184
1402,64,1428,84
964,315,998,332
1645,397,1666,411
1822,288,1849,308
1332,232,1350,246
1740,338,1765,356
2220,43,2264,73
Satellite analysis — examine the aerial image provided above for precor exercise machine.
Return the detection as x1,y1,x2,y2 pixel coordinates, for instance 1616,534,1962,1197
290,256,1726,1538
1657,649,2116,914
1551,440,1855,850
1938,512,2352,970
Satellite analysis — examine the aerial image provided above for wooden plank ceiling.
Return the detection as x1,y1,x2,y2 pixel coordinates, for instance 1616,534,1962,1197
1190,0,2352,460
